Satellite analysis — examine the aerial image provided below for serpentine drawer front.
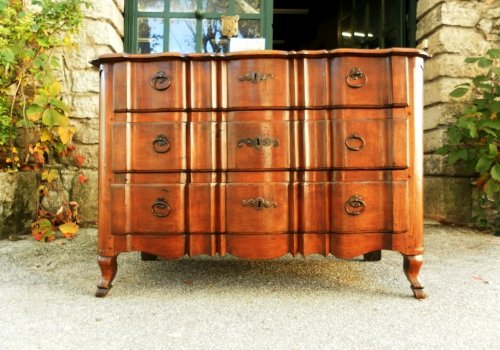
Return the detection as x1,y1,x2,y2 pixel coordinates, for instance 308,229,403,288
92,49,428,299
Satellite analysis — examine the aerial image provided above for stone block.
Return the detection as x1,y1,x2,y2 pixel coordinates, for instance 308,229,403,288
424,153,472,176
71,169,98,225
425,26,490,57
71,94,99,119
62,43,112,70
424,77,470,106
424,176,472,225
416,0,443,19
0,172,38,238
84,0,124,37
440,2,481,27
424,54,484,81
72,118,99,144
73,144,99,169
70,69,100,93
424,127,447,153
84,19,124,52
423,102,468,130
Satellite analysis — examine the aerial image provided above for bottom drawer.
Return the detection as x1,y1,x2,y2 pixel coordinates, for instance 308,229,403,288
225,183,289,234
111,184,186,234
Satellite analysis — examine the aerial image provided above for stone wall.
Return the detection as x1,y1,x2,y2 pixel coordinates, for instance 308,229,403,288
416,0,499,224
56,0,124,226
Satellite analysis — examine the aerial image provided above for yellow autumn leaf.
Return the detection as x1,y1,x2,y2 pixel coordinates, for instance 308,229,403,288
59,222,79,237
41,169,59,182
57,126,75,144
47,82,61,97
40,128,53,142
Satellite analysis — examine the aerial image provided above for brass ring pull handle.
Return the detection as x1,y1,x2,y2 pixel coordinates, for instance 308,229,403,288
152,135,171,153
239,71,274,83
237,136,279,150
150,71,171,91
344,134,365,151
346,67,367,88
151,197,171,217
241,197,277,210
345,195,366,216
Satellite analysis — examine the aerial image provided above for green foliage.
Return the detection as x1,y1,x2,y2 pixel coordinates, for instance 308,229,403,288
437,49,500,235
0,0,89,171
0,0,89,240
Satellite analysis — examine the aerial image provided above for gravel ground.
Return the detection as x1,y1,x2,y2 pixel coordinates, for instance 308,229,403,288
0,224,498,350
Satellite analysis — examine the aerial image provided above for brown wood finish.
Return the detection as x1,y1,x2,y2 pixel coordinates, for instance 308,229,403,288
92,49,428,299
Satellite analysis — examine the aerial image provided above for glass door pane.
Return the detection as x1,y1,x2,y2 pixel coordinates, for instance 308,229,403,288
137,17,164,53
138,0,164,12
169,18,197,53
171,0,197,12
202,0,229,13
235,0,260,13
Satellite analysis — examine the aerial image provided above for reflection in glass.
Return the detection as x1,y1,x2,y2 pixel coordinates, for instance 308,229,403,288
235,0,260,13
137,17,164,53
340,18,353,47
202,0,229,13
138,0,164,12
202,19,260,53
171,0,196,12
366,0,381,48
169,18,196,53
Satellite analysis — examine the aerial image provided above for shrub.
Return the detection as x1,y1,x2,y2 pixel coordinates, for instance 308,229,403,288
437,49,500,235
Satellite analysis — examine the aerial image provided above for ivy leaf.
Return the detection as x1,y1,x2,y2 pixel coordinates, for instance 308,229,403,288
486,48,500,59
42,108,64,126
448,149,468,165
477,57,493,68
33,94,49,106
475,157,493,174
50,98,70,113
484,178,500,197
464,57,480,63
450,87,469,98
482,119,500,130
26,105,44,121
490,164,500,181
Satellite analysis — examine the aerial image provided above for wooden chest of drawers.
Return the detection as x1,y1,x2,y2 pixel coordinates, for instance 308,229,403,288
91,49,427,299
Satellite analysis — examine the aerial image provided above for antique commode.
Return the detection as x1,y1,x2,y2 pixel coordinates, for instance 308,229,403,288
91,48,427,299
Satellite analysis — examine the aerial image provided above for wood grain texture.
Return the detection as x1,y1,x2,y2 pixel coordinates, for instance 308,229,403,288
94,49,426,298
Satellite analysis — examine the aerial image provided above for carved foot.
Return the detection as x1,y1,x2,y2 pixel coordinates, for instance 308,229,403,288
403,254,426,299
96,255,118,298
363,250,382,261
141,252,158,261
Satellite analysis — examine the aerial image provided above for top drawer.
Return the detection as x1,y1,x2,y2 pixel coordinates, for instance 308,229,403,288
113,61,186,112
225,58,290,109
329,56,409,107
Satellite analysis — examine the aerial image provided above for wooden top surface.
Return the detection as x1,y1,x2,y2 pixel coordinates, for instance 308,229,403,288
91,48,429,66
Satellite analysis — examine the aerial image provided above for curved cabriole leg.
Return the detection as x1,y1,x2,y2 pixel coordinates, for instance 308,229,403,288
96,255,118,298
403,254,426,299
363,250,382,261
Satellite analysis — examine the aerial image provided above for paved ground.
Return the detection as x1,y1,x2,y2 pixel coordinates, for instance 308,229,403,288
0,223,498,350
